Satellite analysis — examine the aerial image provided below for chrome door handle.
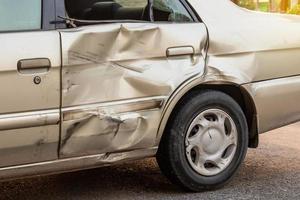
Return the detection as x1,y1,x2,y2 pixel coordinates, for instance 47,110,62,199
17,58,51,74
166,46,195,57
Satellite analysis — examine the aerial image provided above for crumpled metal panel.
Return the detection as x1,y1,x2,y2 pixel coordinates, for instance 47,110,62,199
59,23,207,157
60,99,164,157
61,23,206,106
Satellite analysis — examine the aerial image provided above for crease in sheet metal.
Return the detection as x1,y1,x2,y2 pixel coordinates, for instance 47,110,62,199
59,22,207,157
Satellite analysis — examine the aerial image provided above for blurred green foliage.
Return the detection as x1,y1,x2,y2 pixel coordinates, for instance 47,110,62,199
235,0,300,14
235,0,269,12
288,4,300,14
237,0,257,10
258,2,269,11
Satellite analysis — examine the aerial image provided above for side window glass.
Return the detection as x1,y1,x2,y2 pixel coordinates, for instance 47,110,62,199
0,0,42,32
152,0,193,22
66,0,149,21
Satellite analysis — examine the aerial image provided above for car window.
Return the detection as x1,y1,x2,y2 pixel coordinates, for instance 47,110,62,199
0,0,42,32
65,0,149,21
64,0,194,24
152,0,193,22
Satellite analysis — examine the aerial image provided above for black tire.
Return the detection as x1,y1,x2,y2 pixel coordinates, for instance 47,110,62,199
157,90,248,192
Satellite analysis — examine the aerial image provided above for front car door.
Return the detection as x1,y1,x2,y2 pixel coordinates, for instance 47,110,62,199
58,0,207,158
0,0,61,167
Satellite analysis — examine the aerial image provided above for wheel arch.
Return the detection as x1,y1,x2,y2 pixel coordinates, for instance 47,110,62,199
157,81,258,148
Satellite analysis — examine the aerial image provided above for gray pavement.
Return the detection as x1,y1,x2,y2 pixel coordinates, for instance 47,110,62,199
1,123,300,200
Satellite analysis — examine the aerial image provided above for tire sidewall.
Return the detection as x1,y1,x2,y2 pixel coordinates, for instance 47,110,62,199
170,91,248,190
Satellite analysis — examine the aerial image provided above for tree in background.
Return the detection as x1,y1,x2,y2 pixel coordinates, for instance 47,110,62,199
289,0,300,13
232,0,300,14
280,0,290,12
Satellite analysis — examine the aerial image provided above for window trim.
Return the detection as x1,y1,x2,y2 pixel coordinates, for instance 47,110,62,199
55,0,67,29
43,0,56,30
180,0,201,22
181,0,202,22
0,0,55,34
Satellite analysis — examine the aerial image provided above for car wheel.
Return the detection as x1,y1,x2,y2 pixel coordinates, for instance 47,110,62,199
157,90,248,192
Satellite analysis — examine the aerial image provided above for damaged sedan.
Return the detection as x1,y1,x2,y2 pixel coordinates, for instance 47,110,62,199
1,0,300,192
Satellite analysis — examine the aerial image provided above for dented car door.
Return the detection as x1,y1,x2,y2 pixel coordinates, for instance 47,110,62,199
59,22,207,158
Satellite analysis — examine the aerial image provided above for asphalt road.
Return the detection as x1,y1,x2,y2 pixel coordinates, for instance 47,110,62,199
1,123,300,200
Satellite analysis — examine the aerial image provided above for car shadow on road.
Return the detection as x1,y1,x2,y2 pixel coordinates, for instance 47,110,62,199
0,158,184,200
0,142,299,200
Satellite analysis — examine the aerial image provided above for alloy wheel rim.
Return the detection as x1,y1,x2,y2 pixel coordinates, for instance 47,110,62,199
185,109,238,176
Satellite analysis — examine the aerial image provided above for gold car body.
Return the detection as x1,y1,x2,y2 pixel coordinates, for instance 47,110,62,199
0,0,300,180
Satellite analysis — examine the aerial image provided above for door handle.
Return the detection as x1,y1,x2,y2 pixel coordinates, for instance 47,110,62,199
166,46,195,57
17,58,51,74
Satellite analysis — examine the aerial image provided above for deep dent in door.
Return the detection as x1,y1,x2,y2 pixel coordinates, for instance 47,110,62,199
59,23,207,158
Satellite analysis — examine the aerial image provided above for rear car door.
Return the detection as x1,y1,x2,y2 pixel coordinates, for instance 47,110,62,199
0,0,61,167
59,0,207,158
